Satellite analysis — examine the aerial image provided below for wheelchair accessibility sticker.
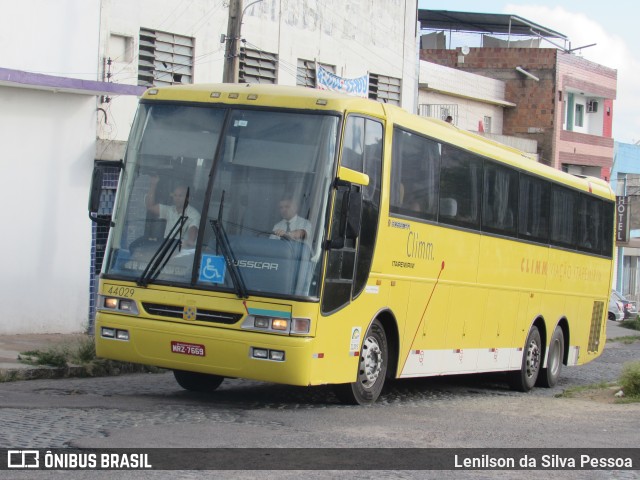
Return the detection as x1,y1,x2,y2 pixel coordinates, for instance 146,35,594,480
199,255,226,284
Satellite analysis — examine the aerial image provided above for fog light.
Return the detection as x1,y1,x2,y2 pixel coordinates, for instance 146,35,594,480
104,297,119,309
252,348,268,359
269,350,285,361
271,319,288,331
101,327,115,338
116,329,130,341
254,317,270,328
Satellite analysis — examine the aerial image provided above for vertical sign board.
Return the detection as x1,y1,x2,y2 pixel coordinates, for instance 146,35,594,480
617,195,629,243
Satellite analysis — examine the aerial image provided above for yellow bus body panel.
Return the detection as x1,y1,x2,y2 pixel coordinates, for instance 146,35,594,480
96,84,615,388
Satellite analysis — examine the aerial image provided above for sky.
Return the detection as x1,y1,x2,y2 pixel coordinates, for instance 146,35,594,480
418,0,640,145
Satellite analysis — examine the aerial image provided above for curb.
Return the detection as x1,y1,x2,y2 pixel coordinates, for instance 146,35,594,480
0,361,163,382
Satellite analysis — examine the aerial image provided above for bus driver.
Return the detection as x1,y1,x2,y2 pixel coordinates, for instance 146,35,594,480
271,195,311,241
145,174,200,248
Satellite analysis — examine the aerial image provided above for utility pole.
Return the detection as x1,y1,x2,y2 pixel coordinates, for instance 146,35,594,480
223,0,243,83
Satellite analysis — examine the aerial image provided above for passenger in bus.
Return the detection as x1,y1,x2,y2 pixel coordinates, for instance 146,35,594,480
145,174,201,248
270,195,311,241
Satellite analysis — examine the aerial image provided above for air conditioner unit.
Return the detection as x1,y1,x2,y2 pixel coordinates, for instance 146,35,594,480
587,100,599,113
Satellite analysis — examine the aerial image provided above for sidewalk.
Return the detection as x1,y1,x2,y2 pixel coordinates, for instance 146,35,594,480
0,322,637,382
0,333,91,381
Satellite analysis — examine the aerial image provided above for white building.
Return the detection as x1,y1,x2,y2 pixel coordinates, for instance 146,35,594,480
0,0,418,334
418,60,538,157
99,0,419,146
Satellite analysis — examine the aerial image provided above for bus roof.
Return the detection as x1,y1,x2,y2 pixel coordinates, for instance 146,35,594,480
141,82,386,116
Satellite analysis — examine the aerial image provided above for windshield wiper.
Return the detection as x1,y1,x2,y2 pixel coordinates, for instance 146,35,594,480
137,189,190,287
209,218,248,299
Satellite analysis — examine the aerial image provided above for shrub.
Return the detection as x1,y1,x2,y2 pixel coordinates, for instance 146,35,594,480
620,361,640,397
620,317,640,331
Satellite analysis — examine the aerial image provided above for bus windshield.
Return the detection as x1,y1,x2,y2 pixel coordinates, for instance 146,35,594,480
103,103,339,299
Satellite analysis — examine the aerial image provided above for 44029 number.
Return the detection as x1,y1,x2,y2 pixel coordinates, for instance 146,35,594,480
105,285,135,298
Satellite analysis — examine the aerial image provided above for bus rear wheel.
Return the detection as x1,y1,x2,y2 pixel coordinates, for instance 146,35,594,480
173,370,224,393
334,319,388,405
508,326,541,392
537,326,564,388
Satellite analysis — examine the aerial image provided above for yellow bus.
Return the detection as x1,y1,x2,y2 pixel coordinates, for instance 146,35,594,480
89,83,615,404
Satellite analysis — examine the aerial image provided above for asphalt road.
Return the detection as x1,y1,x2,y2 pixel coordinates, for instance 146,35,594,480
0,321,639,479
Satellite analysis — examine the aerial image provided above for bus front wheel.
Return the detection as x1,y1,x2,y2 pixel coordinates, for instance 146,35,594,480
334,319,388,405
173,370,224,393
508,326,541,392
537,326,564,388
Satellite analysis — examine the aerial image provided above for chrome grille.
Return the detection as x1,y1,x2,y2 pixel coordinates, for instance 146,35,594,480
142,303,242,324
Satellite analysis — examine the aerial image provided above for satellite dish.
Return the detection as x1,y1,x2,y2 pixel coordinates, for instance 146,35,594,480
461,46,470,55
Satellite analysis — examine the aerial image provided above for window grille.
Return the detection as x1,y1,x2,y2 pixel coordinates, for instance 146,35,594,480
296,59,336,88
418,104,458,122
138,28,194,87
240,47,278,84
368,73,401,105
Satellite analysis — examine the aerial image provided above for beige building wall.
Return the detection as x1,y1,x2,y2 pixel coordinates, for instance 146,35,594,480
100,0,418,143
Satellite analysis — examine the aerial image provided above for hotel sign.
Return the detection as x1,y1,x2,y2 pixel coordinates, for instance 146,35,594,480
616,195,629,243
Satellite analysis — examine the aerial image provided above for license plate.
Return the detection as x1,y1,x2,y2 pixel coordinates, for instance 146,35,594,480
171,341,205,357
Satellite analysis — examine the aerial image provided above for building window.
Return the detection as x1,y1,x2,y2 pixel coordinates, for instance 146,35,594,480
138,28,194,87
623,256,638,297
296,59,336,88
483,116,492,133
418,104,458,123
240,47,278,84
369,73,401,105
575,103,584,127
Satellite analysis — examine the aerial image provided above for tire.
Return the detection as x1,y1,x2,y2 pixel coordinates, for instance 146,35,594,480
537,326,564,388
508,326,542,392
173,370,224,393
608,312,616,321
334,319,388,405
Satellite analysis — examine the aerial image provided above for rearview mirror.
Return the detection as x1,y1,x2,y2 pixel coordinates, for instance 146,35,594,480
329,188,363,250
88,160,122,225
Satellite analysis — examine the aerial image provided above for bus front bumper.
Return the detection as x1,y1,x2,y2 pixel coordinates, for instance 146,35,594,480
95,313,315,386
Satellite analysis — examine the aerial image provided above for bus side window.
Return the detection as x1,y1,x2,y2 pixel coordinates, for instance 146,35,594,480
439,146,481,229
390,128,440,221
322,116,382,313
482,162,518,235
518,174,549,243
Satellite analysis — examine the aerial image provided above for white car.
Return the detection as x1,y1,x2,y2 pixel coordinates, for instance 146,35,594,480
608,292,624,322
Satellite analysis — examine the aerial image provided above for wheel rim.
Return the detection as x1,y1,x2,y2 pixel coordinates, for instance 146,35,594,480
525,338,541,379
359,335,383,389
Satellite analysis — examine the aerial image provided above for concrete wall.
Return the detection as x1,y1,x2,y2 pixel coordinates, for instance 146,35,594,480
0,0,100,78
0,0,102,333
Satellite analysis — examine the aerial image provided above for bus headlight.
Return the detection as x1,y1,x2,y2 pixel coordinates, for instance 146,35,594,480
242,315,311,335
271,318,288,331
99,295,139,315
